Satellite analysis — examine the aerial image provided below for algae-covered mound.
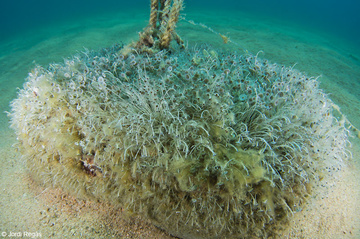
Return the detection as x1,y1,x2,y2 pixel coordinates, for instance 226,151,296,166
9,43,349,238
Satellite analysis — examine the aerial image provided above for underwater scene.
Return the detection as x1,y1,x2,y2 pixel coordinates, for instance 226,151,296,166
0,0,359,238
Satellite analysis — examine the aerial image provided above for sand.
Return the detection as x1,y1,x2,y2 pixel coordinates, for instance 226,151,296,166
0,7,359,239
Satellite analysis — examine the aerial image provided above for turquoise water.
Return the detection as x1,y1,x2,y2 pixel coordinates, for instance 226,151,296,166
1,0,359,46
192,0,360,46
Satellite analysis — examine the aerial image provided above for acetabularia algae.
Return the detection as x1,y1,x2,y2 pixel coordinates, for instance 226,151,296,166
9,44,350,238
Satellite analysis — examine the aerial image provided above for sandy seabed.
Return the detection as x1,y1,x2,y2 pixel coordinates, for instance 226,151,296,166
0,8,359,239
